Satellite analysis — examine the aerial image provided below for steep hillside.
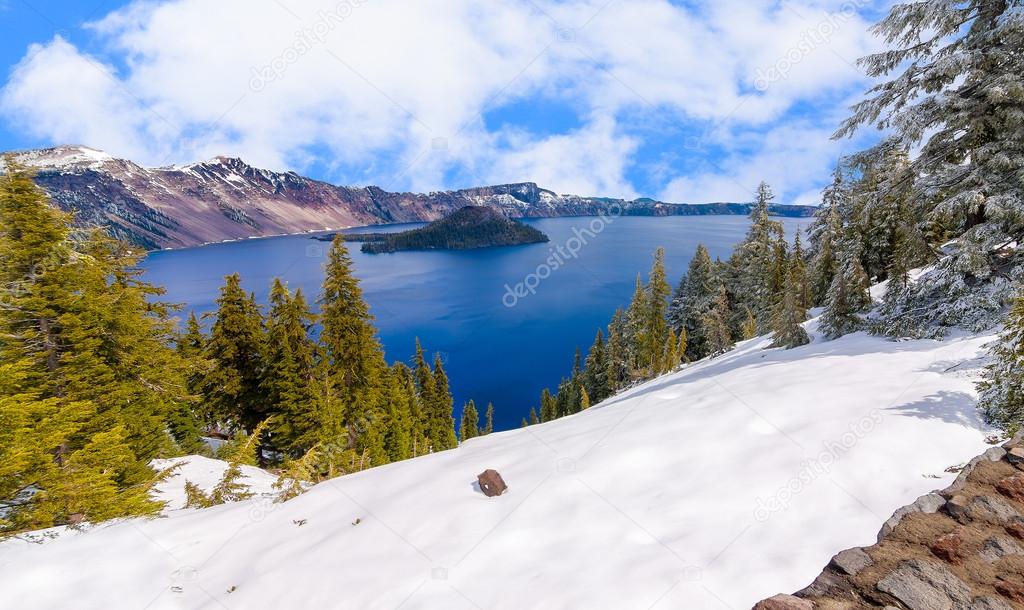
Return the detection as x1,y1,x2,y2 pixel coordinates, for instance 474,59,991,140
4,146,815,250
0,314,998,609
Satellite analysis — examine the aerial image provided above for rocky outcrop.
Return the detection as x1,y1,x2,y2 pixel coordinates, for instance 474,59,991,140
4,145,815,250
755,432,1024,609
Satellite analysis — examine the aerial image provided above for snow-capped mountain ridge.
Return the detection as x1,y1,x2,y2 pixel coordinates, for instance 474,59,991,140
5,145,816,250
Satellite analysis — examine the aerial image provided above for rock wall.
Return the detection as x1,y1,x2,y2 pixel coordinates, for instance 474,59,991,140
755,432,1024,610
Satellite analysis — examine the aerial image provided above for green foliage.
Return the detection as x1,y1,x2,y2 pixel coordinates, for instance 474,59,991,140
978,292,1024,429
459,400,480,441
201,273,266,430
0,160,193,535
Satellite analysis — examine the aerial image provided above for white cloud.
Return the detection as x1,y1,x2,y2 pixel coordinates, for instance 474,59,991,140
0,0,883,201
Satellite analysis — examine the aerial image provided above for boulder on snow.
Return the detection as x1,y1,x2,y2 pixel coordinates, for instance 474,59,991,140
477,469,508,497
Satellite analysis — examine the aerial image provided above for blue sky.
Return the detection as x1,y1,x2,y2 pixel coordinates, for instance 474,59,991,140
0,0,887,203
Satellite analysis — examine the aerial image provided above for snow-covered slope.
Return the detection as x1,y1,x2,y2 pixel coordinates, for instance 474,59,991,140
151,455,279,514
0,319,998,609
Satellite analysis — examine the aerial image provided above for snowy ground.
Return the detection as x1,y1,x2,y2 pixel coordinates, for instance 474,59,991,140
151,455,279,514
0,317,999,609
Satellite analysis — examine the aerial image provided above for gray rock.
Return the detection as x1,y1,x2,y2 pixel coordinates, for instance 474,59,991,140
830,547,873,576
979,536,1024,563
1006,447,1024,467
796,569,847,598
946,494,971,521
966,495,1022,525
971,596,1015,610
878,493,947,542
877,559,973,610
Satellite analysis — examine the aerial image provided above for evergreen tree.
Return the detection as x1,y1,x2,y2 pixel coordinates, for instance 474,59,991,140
261,280,318,455
318,237,389,455
528,407,540,426
835,0,1024,335
460,400,480,441
583,329,609,404
977,292,1024,430
790,231,811,312
644,248,672,374
428,353,458,451
579,387,591,410
539,388,556,423
0,161,183,532
625,274,649,373
482,403,494,435
701,286,734,356
770,256,811,349
669,244,727,360
819,235,872,339
202,274,266,430
808,166,848,306
604,308,629,392
734,182,785,329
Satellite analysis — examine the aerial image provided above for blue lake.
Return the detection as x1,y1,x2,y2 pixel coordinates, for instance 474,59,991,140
142,215,806,432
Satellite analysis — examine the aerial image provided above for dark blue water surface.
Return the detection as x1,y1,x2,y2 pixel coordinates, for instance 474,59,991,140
142,215,805,431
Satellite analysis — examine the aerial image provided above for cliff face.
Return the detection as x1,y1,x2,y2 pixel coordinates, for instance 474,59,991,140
7,146,815,250
754,433,1024,610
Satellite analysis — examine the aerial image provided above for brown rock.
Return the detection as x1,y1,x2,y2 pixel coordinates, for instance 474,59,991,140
1006,522,1024,540
752,594,813,610
996,473,1024,504
995,576,1024,605
930,528,967,565
477,469,507,497
1006,447,1024,467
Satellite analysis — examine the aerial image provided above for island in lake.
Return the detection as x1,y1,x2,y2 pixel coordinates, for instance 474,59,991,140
318,206,550,253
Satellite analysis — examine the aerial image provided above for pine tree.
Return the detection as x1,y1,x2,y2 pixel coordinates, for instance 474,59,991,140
835,0,1024,335
790,231,811,311
670,244,728,360
202,273,266,430
579,387,591,410
0,162,188,531
819,235,872,339
644,248,672,374
539,388,556,423
701,286,734,356
428,353,457,451
583,329,609,403
625,274,649,372
734,182,785,329
770,256,811,349
977,292,1024,430
460,400,480,441
261,280,318,456
528,408,540,426
318,237,390,455
807,166,848,306
604,308,629,391
482,403,494,435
